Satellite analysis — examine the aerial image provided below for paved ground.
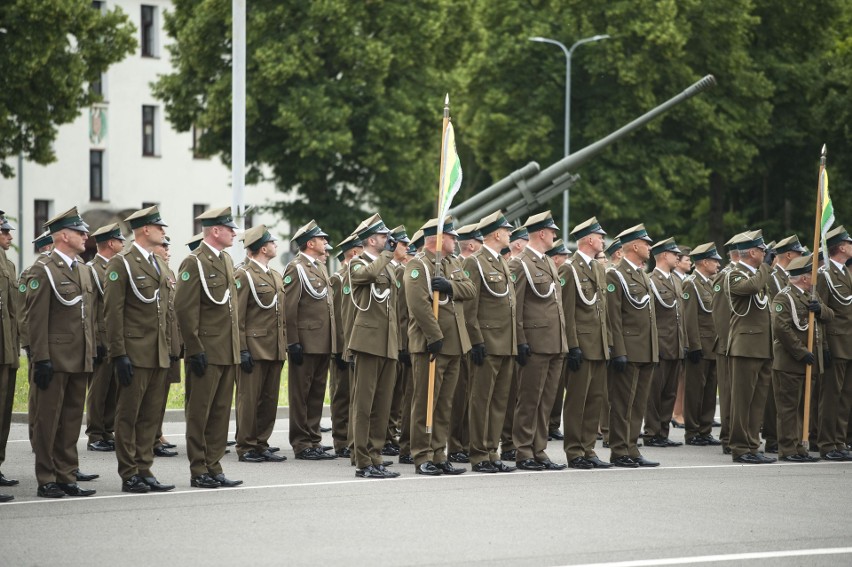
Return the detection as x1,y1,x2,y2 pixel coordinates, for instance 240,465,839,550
1,414,850,566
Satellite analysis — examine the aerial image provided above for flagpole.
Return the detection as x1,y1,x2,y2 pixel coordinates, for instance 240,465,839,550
802,144,826,445
426,95,450,433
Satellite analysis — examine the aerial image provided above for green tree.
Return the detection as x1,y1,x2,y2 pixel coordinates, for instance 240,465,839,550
0,0,136,178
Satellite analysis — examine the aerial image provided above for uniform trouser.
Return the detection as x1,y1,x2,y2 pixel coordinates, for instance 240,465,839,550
448,354,471,454
398,363,414,456
819,359,852,454
762,379,778,446
85,359,117,443
0,365,16,468
549,369,567,433
717,354,732,449
386,365,404,444
288,354,329,454
116,367,167,481
468,354,513,466
645,359,682,438
236,360,283,457
599,368,610,442
608,361,654,459
563,359,607,460
33,372,88,486
28,358,36,448
808,376,820,443
155,360,181,442
673,367,685,423
352,352,397,469
411,352,460,466
186,363,236,478
772,370,808,458
683,357,717,440
513,353,562,462
330,358,350,452
729,356,771,458
500,364,520,452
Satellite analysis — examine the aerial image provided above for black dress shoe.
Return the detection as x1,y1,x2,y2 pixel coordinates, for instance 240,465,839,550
355,465,386,479
585,456,613,469
190,474,221,488
492,460,516,473
610,455,639,468
448,452,470,463
87,440,115,452
213,473,242,487
755,453,777,463
633,455,660,467
142,477,175,492
539,460,567,470
823,450,852,461
516,459,545,471
548,429,564,440
296,447,334,460
319,444,333,452
712,420,721,427
122,475,151,493
685,436,709,446
568,457,593,470
764,443,778,454
107,439,116,448
398,454,414,465
0,494,13,502
701,434,722,446
435,461,466,475
239,450,266,463
227,440,237,446
472,461,498,473
264,446,280,453
261,449,287,462
320,426,332,433
154,445,178,457
645,436,670,448
376,465,400,478
161,442,177,449
722,446,732,455
670,419,684,429
664,438,683,447
37,482,66,498
74,469,99,482
780,454,811,463
0,472,19,487
500,449,516,461
57,483,96,497
733,453,763,464
415,462,443,476
381,442,400,456
335,448,352,459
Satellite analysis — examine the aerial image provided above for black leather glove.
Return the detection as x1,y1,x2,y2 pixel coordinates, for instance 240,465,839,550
824,349,833,369
240,350,255,373
431,276,453,298
802,351,816,365
807,300,821,316
288,343,304,366
427,339,443,361
23,345,31,360
94,345,107,365
384,235,398,252
516,343,531,367
188,352,208,377
169,354,180,363
398,349,412,367
471,343,487,366
115,355,134,386
333,353,349,371
34,360,53,390
687,349,703,364
612,355,628,373
567,347,584,372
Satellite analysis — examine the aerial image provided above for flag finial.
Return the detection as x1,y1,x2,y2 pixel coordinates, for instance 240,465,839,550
821,144,827,157
445,93,449,106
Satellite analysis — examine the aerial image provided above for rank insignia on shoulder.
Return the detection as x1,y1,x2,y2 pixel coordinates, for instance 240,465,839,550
109,272,119,281
181,272,190,281
410,269,420,280
607,283,615,293
283,275,292,285
18,284,25,293
683,292,689,300
30,280,39,290
775,304,783,312
714,284,721,292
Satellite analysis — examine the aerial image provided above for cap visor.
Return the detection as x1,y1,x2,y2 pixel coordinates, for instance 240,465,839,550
223,221,239,229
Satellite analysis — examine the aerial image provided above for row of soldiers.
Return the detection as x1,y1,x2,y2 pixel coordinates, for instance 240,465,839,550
2,204,852,500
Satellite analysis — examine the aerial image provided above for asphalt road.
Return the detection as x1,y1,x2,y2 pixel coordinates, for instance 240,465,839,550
1,415,850,567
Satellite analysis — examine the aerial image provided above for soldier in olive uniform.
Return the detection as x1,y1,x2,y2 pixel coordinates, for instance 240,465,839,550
599,238,623,445
26,208,98,498
398,231,423,465
682,243,723,446
463,212,517,473
85,223,125,452
234,225,287,463
545,239,571,441
152,236,181,455
384,225,411,455
175,206,243,488
0,213,19,501
606,224,660,468
406,217,476,476
283,220,337,461
104,206,175,493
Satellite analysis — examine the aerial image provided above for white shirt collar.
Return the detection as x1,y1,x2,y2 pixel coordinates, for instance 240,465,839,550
95,253,111,264
696,270,710,283
251,258,269,273
674,270,687,280
792,283,808,295
654,267,671,279
483,244,500,259
202,240,221,258
363,250,377,261
740,261,757,274
54,249,75,267
831,258,846,271
624,257,642,272
576,249,594,266
526,246,545,260
133,241,153,261
299,251,316,265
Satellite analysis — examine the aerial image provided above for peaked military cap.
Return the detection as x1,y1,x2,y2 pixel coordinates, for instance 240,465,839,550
390,225,411,244
32,230,53,248
91,223,126,243
196,206,239,229
826,225,852,248
605,238,622,255
725,232,750,250
186,232,203,251
690,242,722,262
734,229,767,251
523,210,559,233
45,207,90,234
510,226,529,242
546,239,570,257
651,237,681,256
125,205,168,230
476,211,513,236
773,234,806,254
765,240,777,252
243,224,276,252
336,232,364,253
571,217,606,240
410,229,425,251
787,255,814,277
500,246,510,256
355,213,390,240
615,224,653,244
291,219,329,246
456,223,483,242
419,216,458,238
0,210,14,231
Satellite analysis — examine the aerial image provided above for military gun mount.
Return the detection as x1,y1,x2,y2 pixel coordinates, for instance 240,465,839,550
449,75,717,226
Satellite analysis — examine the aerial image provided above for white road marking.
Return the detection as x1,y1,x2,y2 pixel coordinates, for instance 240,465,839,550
561,547,852,566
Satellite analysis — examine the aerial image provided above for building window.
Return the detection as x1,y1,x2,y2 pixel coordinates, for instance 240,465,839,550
244,211,254,230
92,1,103,9
142,105,157,156
141,5,158,57
90,150,104,201
192,124,207,159
193,204,208,235
33,199,51,245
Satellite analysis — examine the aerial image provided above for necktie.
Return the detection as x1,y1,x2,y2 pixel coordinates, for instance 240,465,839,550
70,260,77,271
149,254,160,275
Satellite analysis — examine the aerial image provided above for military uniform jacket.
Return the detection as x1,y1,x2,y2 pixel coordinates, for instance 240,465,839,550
817,260,852,360
24,250,97,373
0,249,19,368
771,285,833,373
236,260,286,362
650,269,685,361
606,260,659,363
726,262,772,359
405,250,475,356
15,254,50,351
104,246,170,369
87,254,109,353
710,264,735,355
683,272,716,354
511,248,567,355
329,264,349,356
174,242,240,365
768,265,789,298
396,263,409,352
463,247,517,356
163,266,181,359
282,252,336,355
559,252,609,360
348,250,399,359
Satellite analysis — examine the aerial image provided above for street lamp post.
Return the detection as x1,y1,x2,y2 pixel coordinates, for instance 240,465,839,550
529,34,610,237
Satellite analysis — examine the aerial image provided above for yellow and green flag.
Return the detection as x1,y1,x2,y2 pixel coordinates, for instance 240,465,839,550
820,168,834,245
437,122,462,234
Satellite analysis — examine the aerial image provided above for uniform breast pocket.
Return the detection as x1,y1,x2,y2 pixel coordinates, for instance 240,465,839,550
247,328,268,337
48,333,74,344
531,275,552,294
206,278,221,289
58,284,80,300
739,326,763,335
